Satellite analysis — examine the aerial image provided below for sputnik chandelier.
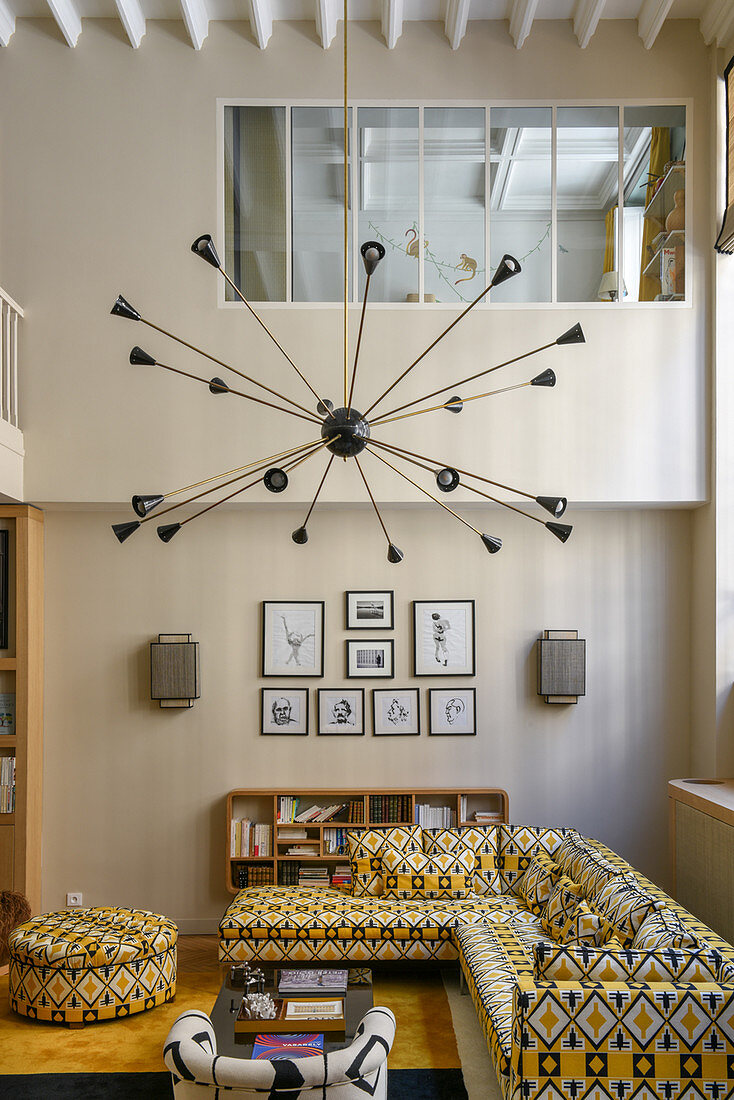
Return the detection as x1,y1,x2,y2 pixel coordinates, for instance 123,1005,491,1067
110,9,584,561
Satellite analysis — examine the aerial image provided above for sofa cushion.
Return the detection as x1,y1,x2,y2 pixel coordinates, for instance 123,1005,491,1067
519,852,560,915
381,846,472,900
534,941,729,984
719,959,734,983
347,826,423,897
592,876,660,947
541,875,584,938
554,833,622,900
423,829,477,875
454,826,501,895
497,825,572,894
559,899,618,948
631,906,702,951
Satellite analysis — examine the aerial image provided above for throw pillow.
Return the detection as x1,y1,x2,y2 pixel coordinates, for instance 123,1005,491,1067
423,828,477,875
592,876,659,947
541,875,584,938
347,829,388,897
718,959,734,984
519,852,560,915
559,900,618,948
631,907,701,951
460,826,501,895
534,941,728,984
381,846,472,900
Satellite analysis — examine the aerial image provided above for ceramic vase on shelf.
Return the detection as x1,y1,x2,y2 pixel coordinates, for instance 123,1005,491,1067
665,190,685,233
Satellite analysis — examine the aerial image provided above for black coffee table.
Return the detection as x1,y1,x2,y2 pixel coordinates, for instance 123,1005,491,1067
210,966,374,1057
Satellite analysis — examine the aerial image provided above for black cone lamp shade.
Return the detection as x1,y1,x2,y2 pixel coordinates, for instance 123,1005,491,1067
264,468,289,493
436,467,460,493
130,346,157,366
546,522,573,542
111,295,141,322
531,369,556,387
209,377,228,394
556,323,585,346
491,255,521,287
481,533,502,554
387,544,404,563
132,494,164,518
191,235,221,269
536,496,567,518
361,241,386,276
292,526,309,544
157,523,181,543
112,520,140,543
445,396,463,414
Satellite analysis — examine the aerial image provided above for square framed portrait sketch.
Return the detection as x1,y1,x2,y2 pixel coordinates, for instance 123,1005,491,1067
261,688,309,735
429,688,476,736
262,601,324,677
345,590,394,630
372,688,420,736
346,639,394,679
413,599,475,677
318,688,365,735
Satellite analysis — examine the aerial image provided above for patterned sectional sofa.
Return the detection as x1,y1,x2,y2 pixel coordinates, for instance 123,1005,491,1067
219,824,734,1100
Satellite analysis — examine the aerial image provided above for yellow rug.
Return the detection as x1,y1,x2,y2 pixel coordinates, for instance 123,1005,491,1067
0,967,460,1073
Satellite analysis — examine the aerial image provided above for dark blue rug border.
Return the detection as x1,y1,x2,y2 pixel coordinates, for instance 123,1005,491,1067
0,1069,468,1099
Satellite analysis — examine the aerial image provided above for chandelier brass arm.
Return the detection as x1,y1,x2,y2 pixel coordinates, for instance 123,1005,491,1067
291,453,337,545
354,456,403,563
371,379,538,429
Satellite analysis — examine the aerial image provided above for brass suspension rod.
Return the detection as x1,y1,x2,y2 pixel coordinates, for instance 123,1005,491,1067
369,341,556,425
346,271,371,419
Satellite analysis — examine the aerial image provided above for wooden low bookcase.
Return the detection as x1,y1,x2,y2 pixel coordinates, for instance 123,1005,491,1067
225,787,509,895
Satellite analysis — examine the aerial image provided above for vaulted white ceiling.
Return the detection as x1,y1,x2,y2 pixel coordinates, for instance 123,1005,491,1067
0,0,732,52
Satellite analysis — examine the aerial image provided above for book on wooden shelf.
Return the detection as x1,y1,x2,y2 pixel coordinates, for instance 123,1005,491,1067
347,799,364,823
0,693,15,736
236,864,274,889
252,1034,325,1060
0,755,16,813
323,827,349,854
230,820,273,857
277,828,308,840
414,803,456,829
473,811,502,823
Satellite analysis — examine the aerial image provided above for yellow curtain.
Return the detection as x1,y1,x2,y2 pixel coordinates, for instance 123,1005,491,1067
639,127,671,301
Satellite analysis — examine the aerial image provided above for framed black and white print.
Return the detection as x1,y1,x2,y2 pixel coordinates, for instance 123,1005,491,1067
429,688,476,736
413,600,475,677
346,639,394,679
372,688,420,736
345,590,394,630
262,601,324,678
261,688,309,735
318,688,365,735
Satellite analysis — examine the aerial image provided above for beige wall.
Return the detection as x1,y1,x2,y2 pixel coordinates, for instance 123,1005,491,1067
43,505,691,928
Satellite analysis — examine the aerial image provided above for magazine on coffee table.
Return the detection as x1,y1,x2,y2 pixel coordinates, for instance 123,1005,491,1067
278,968,348,994
252,1033,325,1060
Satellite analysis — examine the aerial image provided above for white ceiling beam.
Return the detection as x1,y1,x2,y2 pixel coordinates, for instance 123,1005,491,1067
249,0,272,47
573,0,606,47
46,0,82,46
0,0,15,46
381,0,403,48
445,0,470,49
508,0,539,48
700,0,734,45
315,0,338,48
637,0,675,49
179,0,209,49
114,0,146,47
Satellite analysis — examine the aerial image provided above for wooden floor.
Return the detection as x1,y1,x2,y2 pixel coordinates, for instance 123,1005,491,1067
177,934,220,975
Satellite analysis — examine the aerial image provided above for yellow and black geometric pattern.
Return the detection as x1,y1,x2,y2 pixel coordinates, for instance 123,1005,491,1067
558,900,618,948
346,825,422,897
591,874,660,947
519,851,560,915
633,906,702,950
381,847,473,900
8,907,177,1024
496,825,571,895
534,941,730,983
541,875,584,938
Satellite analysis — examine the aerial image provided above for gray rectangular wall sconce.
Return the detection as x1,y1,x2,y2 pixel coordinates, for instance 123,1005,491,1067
537,629,585,704
150,633,200,708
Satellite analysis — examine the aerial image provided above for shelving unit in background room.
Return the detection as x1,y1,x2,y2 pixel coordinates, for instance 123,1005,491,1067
225,788,509,895
643,162,686,301
0,506,44,914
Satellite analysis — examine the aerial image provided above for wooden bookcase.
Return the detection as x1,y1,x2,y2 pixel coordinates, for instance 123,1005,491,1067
0,506,44,914
225,787,509,895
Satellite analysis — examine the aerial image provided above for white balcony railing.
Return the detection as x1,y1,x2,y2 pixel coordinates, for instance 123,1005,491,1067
0,286,22,428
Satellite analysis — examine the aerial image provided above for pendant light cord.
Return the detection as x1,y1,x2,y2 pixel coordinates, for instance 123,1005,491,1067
343,0,349,407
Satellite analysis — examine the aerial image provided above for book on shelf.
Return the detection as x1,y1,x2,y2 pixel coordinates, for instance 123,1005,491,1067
277,828,308,840
284,999,343,1020
278,969,348,994
236,863,273,889
369,793,411,824
0,693,15,736
347,799,364,824
0,755,15,813
285,845,320,856
252,1033,325,1060
230,819,273,858
414,803,456,829
323,827,349,855
277,796,300,823
473,811,502,823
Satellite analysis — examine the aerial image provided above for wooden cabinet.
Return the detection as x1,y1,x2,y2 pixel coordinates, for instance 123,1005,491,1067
225,787,509,894
0,506,43,913
668,779,734,945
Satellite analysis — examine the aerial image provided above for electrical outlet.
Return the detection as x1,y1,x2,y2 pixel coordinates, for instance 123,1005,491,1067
66,892,83,907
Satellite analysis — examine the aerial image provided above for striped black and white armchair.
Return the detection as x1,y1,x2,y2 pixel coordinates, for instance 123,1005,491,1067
163,1006,396,1098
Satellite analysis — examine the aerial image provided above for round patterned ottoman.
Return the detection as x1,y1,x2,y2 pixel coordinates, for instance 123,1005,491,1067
8,906,177,1025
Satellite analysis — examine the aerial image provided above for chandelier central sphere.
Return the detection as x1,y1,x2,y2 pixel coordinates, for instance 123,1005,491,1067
321,407,371,457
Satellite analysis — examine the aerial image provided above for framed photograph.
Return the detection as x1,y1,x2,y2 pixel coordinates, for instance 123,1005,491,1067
318,688,365,735
413,600,475,677
429,688,476,736
262,601,324,678
346,639,394,679
260,688,309,735
372,688,420,736
0,530,7,650
345,590,394,630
